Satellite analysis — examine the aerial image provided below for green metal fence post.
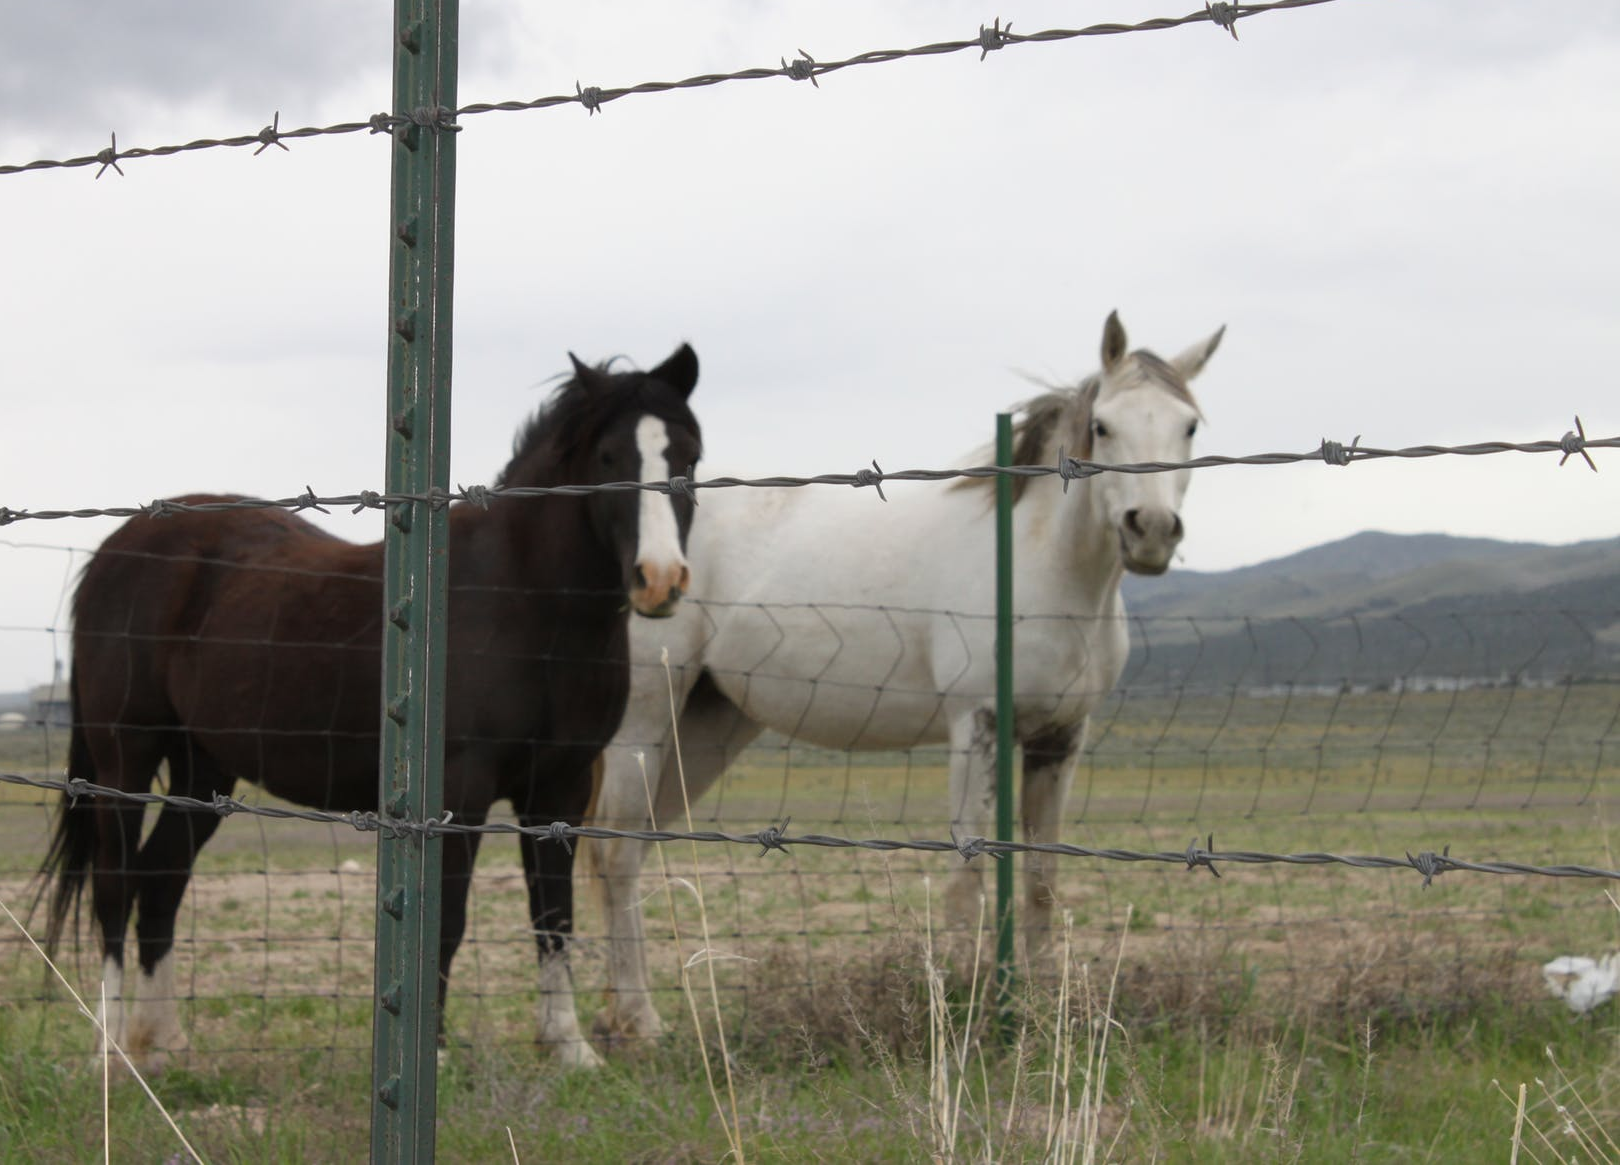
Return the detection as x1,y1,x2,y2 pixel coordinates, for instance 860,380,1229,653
372,0,458,1160
994,413,1016,1006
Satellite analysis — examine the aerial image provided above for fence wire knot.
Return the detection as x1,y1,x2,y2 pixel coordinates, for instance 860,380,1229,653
1055,445,1078,492
459,483,491,509
0,507,19,527
1408,845,1452,889
576,82,603,115
210,793,239,817
668,473,697,505
145,498,180,519
255,111,290,156
94,132,124,180
367,112,397,135
1206,2,1241,40
755,818,792,855
352,490,384,514
978,18,1012,60
951,830,996,863
423,810,455,837
1320,434,1361,467
781,50,818,86
412,106,461,133
65,777,91,807
854,460,887,501
1185,834,1222,878
1057,450,1100,484
1560,416,1598,472
543,820,575,851
295,486,329,515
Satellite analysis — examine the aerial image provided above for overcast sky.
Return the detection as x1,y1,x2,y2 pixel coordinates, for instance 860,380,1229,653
2,0,1618,694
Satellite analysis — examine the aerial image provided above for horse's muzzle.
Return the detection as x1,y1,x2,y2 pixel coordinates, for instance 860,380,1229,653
1118,507,1183,576
630,561,691,619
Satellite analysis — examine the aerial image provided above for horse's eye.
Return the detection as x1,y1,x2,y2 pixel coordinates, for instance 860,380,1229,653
1091,420,1110,440
1186,420,1198,439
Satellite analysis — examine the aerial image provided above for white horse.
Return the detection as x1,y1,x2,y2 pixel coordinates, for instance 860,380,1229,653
589,312,1223,1042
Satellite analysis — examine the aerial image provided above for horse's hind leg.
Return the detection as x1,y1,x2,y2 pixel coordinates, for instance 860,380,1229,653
125,743,233,1067
89,796,145,1055
1020,721,1084,958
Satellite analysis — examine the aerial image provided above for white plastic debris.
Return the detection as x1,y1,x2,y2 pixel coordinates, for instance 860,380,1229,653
1543,953,1620,1014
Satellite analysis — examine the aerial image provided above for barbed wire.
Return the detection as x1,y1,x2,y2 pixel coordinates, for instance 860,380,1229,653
0,1,1338,179
0,420,1608,528
5,771,1617,889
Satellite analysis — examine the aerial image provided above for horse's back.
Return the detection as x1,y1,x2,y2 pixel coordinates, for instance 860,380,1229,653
674,478,997,748
73,496,383,768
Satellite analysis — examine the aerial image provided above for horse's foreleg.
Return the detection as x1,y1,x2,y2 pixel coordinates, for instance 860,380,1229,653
595,674,761,1047
945,707,999,932
519,804,600,1070
127,798,229,1067
435,827,484,1047
592,741,666,1044
1021,721,1084,956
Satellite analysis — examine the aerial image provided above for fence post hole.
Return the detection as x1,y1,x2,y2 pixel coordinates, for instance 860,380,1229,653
994,412,1016,1007
372,0,458,1160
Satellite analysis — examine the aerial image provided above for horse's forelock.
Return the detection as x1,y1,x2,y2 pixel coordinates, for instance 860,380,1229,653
1120,349,1202,417
497,365,699,488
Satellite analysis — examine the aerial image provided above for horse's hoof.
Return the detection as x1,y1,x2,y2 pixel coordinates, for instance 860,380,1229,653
591,1005,665,1049
544,1038,604,1071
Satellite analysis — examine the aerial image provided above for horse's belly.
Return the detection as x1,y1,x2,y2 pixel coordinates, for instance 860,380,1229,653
701,604,957,750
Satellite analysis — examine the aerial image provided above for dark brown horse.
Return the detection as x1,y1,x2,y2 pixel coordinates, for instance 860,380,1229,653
42,344,702,1071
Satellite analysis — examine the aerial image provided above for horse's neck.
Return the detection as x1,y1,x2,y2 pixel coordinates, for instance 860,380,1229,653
450,498,619,599
1015,476,1124,616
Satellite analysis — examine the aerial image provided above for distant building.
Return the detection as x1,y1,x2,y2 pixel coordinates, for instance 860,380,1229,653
0,712,26,732
28,680,71,729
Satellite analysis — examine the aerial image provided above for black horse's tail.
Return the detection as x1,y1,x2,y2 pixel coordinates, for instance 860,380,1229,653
39,670,95,959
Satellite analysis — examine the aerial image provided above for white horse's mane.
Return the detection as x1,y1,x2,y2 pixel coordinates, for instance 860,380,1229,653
955,349,1199,504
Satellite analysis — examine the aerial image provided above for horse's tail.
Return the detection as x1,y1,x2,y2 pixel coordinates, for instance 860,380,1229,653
39,670,95,959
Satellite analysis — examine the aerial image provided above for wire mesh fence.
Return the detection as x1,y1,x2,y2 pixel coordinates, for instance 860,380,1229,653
4,541,1617,1074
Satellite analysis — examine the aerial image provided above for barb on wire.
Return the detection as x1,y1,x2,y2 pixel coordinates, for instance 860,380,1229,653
854,460,887,501
95,132,123,180
782,50,818,86
2,423,1613,526
1319,435,1360,467
2,0,1340,178
978,19,1013,60
7,771,1620,885
255,112,290,156
1561,416,1598,472
1206,2,1242,40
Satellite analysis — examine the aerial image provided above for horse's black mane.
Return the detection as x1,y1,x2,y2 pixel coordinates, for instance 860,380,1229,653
496,360,697,488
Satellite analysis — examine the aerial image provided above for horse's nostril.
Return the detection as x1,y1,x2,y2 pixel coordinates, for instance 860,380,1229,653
1171,514,1185,540
633,565,648,591
1123,509,1143,536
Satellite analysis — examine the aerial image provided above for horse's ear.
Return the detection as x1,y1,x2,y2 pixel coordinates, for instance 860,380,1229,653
568,352,595,384
1100,311,1128,373
650,343,699,399
1171,325,1226,383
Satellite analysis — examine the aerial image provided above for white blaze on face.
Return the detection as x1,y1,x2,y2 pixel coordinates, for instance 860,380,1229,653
632,415,689,614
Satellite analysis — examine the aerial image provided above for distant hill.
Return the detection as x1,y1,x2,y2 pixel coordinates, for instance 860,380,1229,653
1117,532,1620,690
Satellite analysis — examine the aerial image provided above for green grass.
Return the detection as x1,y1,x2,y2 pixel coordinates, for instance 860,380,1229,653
1,683,1619,1159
